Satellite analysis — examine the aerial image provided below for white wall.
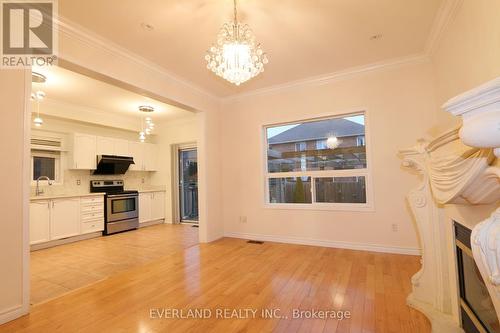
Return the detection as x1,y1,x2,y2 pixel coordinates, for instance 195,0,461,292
220,61,438,253
431,0,500,127
151,115,199,223
0,70,30,323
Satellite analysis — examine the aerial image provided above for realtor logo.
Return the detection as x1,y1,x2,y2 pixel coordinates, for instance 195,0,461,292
1,0,58,67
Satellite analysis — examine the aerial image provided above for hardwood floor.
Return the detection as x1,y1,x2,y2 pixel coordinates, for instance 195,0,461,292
2,226,430,333
30,223,200,304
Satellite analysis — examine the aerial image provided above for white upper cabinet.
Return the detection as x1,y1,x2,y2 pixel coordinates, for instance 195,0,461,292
96,136,114,155
97,137,130,156
70,133,156,171
114,139,130,156
128,141,144,171
70,133,97,170
144,143,159,171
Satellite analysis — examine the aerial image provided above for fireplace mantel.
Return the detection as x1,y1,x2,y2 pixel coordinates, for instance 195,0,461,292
400,77,500,332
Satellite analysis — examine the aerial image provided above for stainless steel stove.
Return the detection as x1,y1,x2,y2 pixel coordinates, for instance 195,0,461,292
90,180,139,235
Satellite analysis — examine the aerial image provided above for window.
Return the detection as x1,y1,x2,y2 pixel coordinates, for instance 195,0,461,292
31,150,61,183
295,142,306,152
265,112,371,209
316,139,328,150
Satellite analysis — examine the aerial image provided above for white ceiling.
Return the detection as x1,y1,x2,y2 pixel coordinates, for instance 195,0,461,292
32,65,194,122
59,0,443,97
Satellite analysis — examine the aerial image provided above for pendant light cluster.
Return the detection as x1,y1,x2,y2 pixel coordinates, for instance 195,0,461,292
205,0,268,85
31,72,47,127
138,106,155,142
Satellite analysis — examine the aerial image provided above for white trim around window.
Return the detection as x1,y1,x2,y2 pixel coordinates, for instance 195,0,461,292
262,109,375,212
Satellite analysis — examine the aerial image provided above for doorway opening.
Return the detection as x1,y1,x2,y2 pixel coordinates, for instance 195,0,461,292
178,147,199,223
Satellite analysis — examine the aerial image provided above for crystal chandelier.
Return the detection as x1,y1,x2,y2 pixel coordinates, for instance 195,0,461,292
205,0,268,86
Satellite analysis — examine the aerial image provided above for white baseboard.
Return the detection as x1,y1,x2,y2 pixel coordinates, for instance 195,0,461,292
224,231,421,255
138,219,165,228
0,304,27,325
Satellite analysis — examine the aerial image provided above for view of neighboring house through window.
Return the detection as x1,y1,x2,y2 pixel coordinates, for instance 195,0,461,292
265,113,369,208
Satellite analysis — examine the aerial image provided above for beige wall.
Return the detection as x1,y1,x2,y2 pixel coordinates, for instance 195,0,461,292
220,62,438,252
151,115,199,223
432,0,500,127
0,70,29,321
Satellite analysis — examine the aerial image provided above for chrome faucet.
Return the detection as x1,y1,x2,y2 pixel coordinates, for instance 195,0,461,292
35,176,53,196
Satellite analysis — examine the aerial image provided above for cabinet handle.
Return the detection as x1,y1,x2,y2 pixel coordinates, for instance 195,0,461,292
52,201,54,208
47,202,50,209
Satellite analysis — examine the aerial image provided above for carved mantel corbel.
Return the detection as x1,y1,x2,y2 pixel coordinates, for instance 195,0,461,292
443,77,500,158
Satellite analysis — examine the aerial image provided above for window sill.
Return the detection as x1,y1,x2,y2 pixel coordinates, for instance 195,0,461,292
263,203,375,212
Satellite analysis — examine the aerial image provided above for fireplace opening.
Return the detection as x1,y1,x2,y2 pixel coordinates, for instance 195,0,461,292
455,222,500,333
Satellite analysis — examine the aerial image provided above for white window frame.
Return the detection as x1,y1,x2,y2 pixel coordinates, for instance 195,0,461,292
30,150,62,186
263,110,374,212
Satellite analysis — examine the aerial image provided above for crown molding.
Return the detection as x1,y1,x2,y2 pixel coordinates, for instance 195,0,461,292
54,16,220,104
424,0,463,56
222,53,430,102
54,1,459,105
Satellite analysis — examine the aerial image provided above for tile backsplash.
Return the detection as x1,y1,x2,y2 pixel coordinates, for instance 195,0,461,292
32,169,153,196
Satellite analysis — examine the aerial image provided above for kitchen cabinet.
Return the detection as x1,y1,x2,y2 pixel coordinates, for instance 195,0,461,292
97,137,130,156
96,137,114,155
70,133,97,170
128,141,144,171
139,193,152,223
80,196,104,234
114,139,130,156
29,195,104,246
144,143,159,171
51,198,80,240
128,142,158,171
29,201,50,244
139,191,165,223
151,191,165,220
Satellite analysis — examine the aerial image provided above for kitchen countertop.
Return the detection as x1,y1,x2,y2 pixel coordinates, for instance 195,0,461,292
30,192,106,201
136,188,166,193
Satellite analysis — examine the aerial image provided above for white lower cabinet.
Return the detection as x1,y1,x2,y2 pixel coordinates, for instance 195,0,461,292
151,192,165,220
51,198,81,240
29,195,104,245
29,200,50,244
139,191,165,223
139,193,152,223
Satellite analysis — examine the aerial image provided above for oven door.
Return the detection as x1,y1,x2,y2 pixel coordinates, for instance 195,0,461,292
106,194,138,223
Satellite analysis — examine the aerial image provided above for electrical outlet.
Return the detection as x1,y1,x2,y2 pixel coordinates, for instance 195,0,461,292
76,180,81,186
239,216,247,224
391,224,398,232
142,178,145,184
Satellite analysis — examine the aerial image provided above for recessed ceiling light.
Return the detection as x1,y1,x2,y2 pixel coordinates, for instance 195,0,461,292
32,72,47,83
370,34,383,40
140,22,154,31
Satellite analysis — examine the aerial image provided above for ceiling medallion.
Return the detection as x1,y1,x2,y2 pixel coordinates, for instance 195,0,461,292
205,0,268,86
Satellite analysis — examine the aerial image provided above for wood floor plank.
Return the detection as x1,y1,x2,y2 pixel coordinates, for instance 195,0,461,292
1,225,431,333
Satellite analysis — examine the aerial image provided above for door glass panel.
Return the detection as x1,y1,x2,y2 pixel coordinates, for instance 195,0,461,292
112,198,136,214
179,149,198,222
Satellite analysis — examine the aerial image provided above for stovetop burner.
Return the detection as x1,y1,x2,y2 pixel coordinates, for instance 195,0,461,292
89,180,137,195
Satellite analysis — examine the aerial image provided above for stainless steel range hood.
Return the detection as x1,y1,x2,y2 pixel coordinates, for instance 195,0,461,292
93,155,135,175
